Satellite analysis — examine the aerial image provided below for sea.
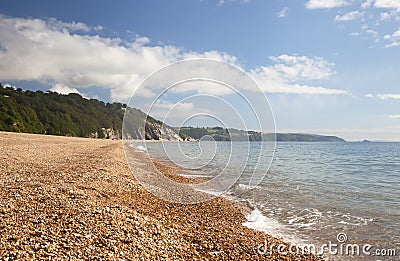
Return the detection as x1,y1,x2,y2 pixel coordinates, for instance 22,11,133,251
130,141,400,260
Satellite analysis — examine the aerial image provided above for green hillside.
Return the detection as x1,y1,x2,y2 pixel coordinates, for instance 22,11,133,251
270,133,345,142
178,127,263,141
0,84,185,140
178,127,346,142
0,84,125,138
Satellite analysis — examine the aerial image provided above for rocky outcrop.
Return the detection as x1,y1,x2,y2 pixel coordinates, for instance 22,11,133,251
123,108,183,141
88,128,120,140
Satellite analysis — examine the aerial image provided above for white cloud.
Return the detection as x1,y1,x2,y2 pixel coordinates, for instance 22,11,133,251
366,29,378,37
46,17,91,33
367,30,377,39
150,100,212,123
380,12,390,20
374,0,400,11
182,50,238,65
0,14,190,101
305,0,349,9
152,100,194,113
171,81,234,96
380,11,393,21
383,28,400,47
3,83,17,90
388,114,400,118
217,0,250,6
0,14,347,101
277,7,289,18
393,29,400,37
267,54,335,81
249,55,348,95
335,11,364,22
50,82,80,95
377,93,400,99
93,25,104,31
365,93,400,100
385,41,400,47
306,0,400,48
361,0,374,9
135,36,150,45
365,29,380,43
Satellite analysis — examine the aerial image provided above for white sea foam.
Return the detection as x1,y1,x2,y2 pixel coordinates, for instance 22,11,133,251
134,145,147,152
237,184,255,190
192,188,224,197
190,179,305,245
243,208,304,245
243,209,282,233
177,173,213,179
128,143,147,151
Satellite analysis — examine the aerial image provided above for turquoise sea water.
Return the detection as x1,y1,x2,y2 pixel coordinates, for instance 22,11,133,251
135,141,400,258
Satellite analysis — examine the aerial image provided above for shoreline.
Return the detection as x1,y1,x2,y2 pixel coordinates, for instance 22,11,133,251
0,131,322,260
131,143,303,246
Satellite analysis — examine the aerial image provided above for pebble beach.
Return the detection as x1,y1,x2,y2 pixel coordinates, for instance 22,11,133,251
0,132,322,260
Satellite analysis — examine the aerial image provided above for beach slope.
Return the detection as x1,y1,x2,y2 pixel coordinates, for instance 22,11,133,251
0,132,321,260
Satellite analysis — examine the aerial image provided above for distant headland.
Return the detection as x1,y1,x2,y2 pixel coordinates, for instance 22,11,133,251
1,84,345,142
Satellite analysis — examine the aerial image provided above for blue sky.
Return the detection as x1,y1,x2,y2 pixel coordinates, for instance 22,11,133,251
0,0,400,140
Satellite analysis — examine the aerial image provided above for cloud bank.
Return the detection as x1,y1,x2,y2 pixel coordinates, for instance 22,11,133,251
0,14,347,101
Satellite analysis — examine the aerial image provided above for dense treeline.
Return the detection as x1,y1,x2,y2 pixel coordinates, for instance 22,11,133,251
271,133,345,142
178,126,263,141
0,84,125,138
178,127,346,142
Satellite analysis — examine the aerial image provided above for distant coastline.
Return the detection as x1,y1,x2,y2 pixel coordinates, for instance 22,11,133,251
178,127,346,142
1,84,345,142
